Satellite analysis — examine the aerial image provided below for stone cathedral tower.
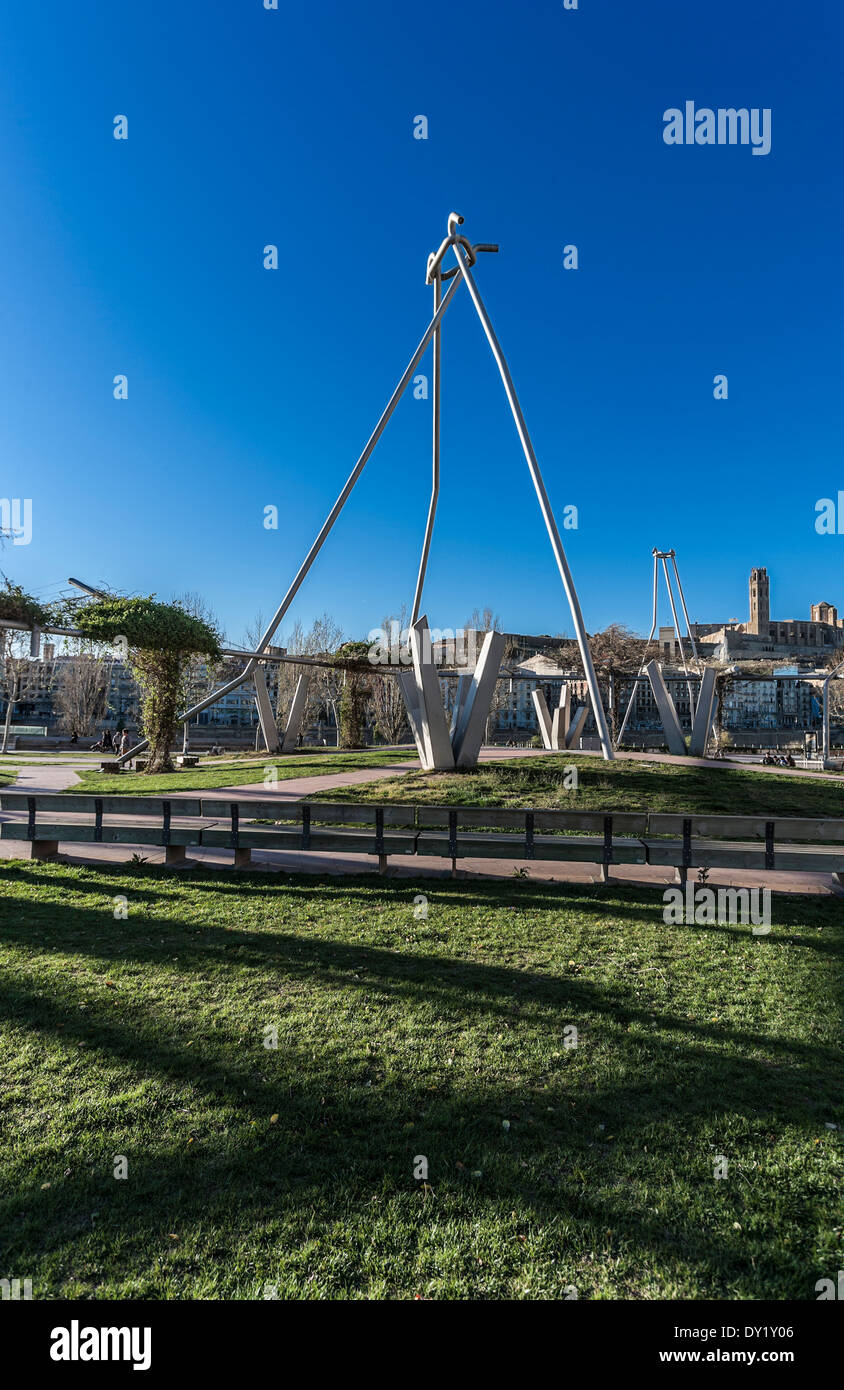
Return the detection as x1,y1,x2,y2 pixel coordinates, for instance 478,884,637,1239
748,567,770,636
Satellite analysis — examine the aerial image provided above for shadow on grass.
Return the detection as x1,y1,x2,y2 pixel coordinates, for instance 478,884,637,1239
0,864,841,1298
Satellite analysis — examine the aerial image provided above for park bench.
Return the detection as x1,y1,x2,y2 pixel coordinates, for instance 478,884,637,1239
1,794,844,884
0,793,204,864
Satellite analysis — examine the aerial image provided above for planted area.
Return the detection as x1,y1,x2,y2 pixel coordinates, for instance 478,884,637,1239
314,756,844,819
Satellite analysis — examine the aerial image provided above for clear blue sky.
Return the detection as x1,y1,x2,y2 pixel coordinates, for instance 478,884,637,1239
1,0,841,646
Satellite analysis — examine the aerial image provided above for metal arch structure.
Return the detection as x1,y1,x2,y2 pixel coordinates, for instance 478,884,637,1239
87,211,613,765
616,547,715,757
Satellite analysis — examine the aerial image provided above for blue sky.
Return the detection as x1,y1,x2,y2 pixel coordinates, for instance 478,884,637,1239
1,0,841,646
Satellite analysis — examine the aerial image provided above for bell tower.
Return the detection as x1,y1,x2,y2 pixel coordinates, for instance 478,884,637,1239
748,567,770,636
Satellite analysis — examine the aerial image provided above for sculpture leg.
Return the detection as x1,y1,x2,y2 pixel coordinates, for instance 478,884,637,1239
452,245,614,761
452,630,505,766
253,666,281,753
408,616,454,771
281,673,311,752
646,660,687,757
531,688,554,749
688,666,716,757
564,703,591,750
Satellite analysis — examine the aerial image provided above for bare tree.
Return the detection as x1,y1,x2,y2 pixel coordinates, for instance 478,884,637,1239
462,606,508,741
0,645,41,752
268,613,346,744
272,617,307,730
551,623,646,743
177,591,226,746
53,652,112,736
371,608,409,745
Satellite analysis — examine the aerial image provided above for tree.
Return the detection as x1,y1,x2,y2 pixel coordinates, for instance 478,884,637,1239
53,652,112,736
177,591,226,747
335,641,372,748
464,605,501,638
279,614,346,743
551,624,646,743
370,608,409,745
0,579,52,753
74,595,221,773
463,606,508,742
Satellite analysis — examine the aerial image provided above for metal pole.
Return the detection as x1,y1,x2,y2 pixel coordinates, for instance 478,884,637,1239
452,243,614,760
822,659,844,764
670,552,699,660
254,268,464,655
411,266,442,624
117,270,465,762
616,550,659,744
661,554,695,717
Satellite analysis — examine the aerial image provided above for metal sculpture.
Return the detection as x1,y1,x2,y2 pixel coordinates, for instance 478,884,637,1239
616,548,713,755
17,214,614,767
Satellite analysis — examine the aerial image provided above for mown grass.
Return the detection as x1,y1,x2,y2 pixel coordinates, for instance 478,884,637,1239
314,755,844,819
67,748,418,796
0,860,841,1299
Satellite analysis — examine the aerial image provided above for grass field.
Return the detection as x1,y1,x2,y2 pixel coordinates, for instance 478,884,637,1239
65,748,418,796
315,755,844,819
0,860,840,1299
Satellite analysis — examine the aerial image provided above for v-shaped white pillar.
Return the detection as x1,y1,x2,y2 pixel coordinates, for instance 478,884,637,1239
452,630,506,766
253,666,281,753
280,673,311,752
532,683,574,751
399,617,506,770
646,660,687,757
531,688,554,749
688,665,716,758
408,615,455,770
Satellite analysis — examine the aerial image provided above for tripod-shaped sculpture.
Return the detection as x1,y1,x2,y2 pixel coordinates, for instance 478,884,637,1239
116,212,614,767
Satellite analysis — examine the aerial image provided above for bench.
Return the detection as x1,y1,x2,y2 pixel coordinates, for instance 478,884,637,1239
177,755,200,768
2,795,844,883
0,794,203,865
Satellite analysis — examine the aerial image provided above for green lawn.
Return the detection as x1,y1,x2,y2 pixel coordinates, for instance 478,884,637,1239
314,755,844,818
0,860,840,1299
66,748,418,796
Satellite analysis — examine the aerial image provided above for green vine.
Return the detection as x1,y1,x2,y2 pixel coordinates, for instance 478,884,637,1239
75,595,221,773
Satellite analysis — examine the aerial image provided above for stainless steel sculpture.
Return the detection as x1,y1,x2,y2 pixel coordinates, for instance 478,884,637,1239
111,212,613,765
531,683,589,751
617,548,710,754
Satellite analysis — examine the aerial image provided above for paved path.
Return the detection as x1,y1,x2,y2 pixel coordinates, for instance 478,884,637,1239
3,763,82,793
167,759,420,802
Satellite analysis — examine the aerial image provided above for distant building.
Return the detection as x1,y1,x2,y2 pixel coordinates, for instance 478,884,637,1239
692,567,844,662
